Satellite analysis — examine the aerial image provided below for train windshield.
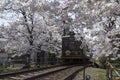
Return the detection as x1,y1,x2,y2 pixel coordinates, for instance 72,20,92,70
69,42,75,50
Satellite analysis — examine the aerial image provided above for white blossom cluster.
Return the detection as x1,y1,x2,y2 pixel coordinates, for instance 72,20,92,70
0,0,120,59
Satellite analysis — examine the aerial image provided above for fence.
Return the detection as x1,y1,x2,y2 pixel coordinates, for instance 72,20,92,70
106,61,120,80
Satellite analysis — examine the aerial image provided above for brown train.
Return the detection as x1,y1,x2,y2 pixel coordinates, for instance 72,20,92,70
62,31,90,63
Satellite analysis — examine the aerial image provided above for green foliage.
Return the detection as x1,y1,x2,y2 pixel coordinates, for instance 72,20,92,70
98,54,107,68
5,67,17,71
1,67,17,73
110,59,120,68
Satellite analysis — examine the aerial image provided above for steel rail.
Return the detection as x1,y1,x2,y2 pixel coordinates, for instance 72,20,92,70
24,66,74,80
0,64,65,78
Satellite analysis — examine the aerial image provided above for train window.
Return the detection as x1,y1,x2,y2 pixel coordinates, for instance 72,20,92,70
69,37,75,41
69,42,74,50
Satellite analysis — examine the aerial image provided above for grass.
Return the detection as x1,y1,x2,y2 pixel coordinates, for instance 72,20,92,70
79,67,106,80
5,67,17,71
0,67,18,73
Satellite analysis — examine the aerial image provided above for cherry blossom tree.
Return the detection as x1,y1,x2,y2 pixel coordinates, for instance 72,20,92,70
0,0,120,61
0,0,61,62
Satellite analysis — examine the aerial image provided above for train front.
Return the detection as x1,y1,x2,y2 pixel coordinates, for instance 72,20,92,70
62,31,83,61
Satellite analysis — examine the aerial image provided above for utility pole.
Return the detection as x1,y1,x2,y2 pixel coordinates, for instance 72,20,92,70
83,50,86,80
80,39,86,80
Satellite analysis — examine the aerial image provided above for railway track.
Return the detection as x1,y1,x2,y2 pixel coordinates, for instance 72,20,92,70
0,64,87,80
0,65,74,80
26,66,85,80
0,64,67,80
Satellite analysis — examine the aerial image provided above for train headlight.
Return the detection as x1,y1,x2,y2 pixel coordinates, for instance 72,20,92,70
65,50,71,55
86,54,90,57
